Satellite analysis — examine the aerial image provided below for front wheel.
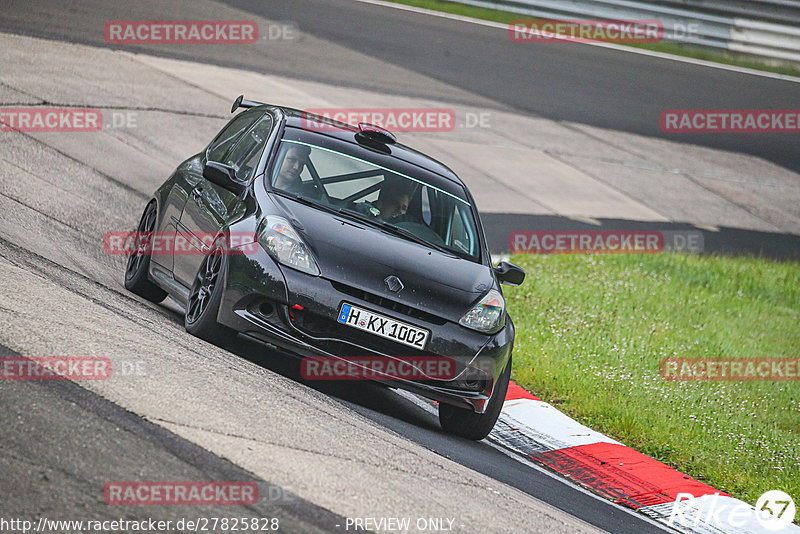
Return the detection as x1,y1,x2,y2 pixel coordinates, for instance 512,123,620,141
184,240,237,345
438,358,511,440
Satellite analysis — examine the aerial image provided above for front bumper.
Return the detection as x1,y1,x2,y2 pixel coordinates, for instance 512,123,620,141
216,247,514,413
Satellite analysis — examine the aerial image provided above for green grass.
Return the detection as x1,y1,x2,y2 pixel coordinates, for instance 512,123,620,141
385,0,800,78
503,252,800,508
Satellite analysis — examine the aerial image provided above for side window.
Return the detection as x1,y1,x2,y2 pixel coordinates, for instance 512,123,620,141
223,115,274,182
207,112,259,162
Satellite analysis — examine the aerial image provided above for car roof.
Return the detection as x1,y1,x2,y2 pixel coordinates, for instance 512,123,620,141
270,106,464,186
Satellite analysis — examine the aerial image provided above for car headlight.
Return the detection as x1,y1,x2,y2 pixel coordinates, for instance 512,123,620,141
459,289,505,333
258,216,320,276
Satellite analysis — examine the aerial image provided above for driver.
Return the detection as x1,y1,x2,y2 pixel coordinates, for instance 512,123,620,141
273,144,311,192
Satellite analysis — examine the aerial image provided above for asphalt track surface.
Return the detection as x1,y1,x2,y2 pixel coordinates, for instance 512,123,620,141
0,343,347,533
1,0,795,533
3,0,800,173
225,0,800,173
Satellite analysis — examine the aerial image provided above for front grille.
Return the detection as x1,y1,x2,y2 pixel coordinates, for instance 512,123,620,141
330,281,446,325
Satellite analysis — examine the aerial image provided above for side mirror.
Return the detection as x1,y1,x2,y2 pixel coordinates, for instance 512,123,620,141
494,261,525,286
203,161,246,194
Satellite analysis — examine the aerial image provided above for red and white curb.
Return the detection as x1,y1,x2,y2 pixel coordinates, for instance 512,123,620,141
491,382,799,533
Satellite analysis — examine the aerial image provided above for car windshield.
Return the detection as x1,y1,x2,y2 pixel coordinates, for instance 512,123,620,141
268,139,481,261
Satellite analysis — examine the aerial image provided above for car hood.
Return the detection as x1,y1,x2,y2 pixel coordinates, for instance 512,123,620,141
274,196,494,323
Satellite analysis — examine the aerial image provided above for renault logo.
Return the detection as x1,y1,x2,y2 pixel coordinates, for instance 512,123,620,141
384,275,404,293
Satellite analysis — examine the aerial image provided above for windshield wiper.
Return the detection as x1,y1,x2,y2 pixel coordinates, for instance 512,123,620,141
337,208,453,255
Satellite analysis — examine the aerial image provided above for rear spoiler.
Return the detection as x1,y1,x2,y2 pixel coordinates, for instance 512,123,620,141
231,95,266,113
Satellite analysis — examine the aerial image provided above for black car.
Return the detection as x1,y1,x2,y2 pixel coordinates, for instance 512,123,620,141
124,96,525,440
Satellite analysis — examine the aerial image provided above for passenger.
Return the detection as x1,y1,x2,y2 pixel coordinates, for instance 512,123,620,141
360,179,416,221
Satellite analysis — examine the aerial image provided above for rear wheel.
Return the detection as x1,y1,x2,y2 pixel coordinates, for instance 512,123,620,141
124,201,168,303
438,357,511,440
184,240,237,345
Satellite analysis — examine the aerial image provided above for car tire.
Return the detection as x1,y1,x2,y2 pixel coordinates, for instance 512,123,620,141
438,357,511,440
184,239,237,345
124,201,168,303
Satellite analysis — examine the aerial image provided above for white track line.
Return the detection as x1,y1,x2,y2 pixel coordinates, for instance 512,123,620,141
394,388,800,533
391,388,677,532
483,440,679,533
353,0,800,84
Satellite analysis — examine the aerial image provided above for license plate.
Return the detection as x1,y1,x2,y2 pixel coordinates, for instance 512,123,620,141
337,303,429,350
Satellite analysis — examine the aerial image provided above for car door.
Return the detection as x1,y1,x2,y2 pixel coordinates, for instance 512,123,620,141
173,112,274,287
152,112,257,273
